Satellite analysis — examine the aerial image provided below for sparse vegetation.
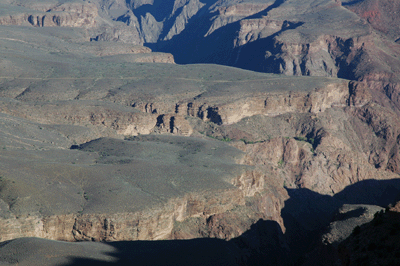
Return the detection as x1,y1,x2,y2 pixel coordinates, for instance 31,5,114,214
206,134,232,142
240,138,265,144
295,136,315,146
206,135,218,140
294,136,307,142
221,137,232,142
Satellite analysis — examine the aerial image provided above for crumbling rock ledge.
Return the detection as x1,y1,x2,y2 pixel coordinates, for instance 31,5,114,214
0,2,98,28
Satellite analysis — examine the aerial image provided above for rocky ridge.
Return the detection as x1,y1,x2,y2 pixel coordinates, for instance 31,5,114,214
0,1,98,27
333,201,400,266
99,0,400,118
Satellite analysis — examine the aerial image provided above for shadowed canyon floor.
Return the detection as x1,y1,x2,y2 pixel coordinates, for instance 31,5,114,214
0,0,400,265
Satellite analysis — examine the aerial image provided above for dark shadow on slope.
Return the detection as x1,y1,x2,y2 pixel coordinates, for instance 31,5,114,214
61,220,288,266
147,0,288,68
335,39,360,80
48,179,400,266
333,207,367,222
281,187,340,264
232,21,304,73
232,219,290,266
63,238,240,266
127,0,176,22
335,179,400,205
245,0,286,20
338,210,400,266
146,8,237,65
341,0,365,6
126,0,220,41
281,178,400,264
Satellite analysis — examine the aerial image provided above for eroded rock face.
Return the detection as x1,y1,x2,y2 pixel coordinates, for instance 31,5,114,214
299,203,384,266
104,0,400,118
1,73,397,250
0,46,399,247
0,2,98,27
322,204,384,246
0,135,248,242
206,2,274,37
334,202,400,266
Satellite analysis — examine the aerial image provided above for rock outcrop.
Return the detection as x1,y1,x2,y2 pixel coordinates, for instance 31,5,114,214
0,2,98,27
322,204,384,246
102,0,400,121
336,202,400,266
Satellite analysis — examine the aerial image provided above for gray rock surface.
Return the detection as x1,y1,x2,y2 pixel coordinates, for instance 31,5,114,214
322,204,384,246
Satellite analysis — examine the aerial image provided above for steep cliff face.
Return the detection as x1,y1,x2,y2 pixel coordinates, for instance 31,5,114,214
0,134,249,242
0,50,391,247
0,2,98,27
0,61,399,250
102,0,400,117
0,187,246,242
205,1,274,37
0,75,351,137
9,0,394,107
11,0,394,104
335,202,400,266
229,105,400,198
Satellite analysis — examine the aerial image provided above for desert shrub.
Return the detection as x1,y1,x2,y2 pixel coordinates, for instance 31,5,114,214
294,136,307,142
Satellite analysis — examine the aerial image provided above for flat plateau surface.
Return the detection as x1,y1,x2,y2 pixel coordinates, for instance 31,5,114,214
0,135,246,216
